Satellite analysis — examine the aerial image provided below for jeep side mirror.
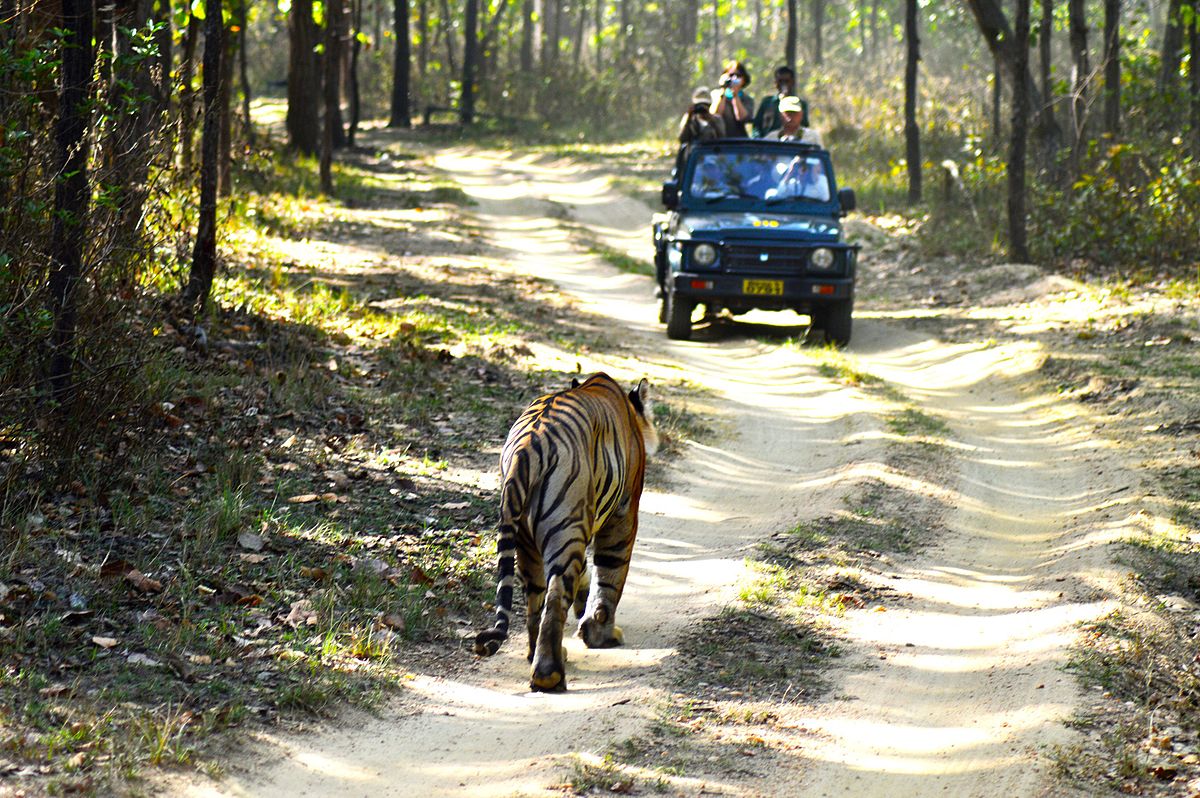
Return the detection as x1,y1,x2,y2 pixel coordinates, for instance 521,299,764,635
662,181,679,209
837,188,857,214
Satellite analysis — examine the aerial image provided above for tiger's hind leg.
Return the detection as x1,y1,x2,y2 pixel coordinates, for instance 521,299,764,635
518,539,545,664
530,537,586,693
580,511,636,649
572,560,591,620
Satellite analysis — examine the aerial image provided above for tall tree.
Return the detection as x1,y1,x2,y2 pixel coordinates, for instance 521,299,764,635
348,0,364,143
903,0,920,202
321,0,345,192
785,0,797,71
1102,0,1120,135
390,0,412,126
461,0,478,123
1159,0,1184,95
811,0,824,65
218,8,236,196
185,0,223,311
1191,9,1200,152
966,0,1063,164
1068,0,1089,148
179,12,201,169
287,0,321,154
237,0,254,147
1039,0,1052,105
1009,0,1031,261
47,0,96,401
520,0,534,71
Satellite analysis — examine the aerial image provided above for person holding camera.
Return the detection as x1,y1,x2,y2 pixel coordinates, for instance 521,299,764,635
753,66,810,137
674,87,726,176
712,60,754,137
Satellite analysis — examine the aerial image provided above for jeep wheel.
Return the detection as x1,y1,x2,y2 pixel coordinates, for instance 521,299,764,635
820,299,854,347
665,291,694,340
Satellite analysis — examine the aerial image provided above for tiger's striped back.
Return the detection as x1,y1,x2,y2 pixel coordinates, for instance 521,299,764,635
474,373,658,692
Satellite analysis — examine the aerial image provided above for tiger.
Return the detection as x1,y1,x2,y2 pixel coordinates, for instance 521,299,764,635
474,372,659,692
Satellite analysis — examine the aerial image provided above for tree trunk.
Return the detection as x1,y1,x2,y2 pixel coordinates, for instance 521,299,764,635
785,0,797,72
1160,0,1183,95
390,0,412,126
348,0,363,142
712,0,720,71
1102,0,1120,136
594,0,602,70
1009,0,1031,261
869,0,879,62
418,0,428,76
811,0,824,66
179,11,201,170
965,0,1063,165
572,0,585,68
218,13,235,196
1039,0,1052,106
992,56,1002,146
329,0,348,148
619,0,632,67
904,0,921,203
47,0,95,402
437,0,458,79
520,0,533,71
1068,0,1089,148
185,0,222,311
321,0,344,193
153,0,172,112
287,0,322,154
461,0,478,124
1191,9,1200,153
237,0,254,147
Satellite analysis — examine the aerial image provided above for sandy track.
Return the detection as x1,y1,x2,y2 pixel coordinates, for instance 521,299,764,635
180,149,1126,797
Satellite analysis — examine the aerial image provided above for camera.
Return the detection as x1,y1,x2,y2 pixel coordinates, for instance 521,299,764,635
692,102,710,114
718,74,731,88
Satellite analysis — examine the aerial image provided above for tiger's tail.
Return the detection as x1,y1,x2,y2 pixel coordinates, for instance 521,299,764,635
474,454,529,656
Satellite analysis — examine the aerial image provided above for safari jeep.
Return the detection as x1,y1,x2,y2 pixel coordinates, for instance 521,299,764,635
652,138,859,344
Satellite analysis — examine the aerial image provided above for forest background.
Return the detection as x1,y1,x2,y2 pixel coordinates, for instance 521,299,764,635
2,0,1200,792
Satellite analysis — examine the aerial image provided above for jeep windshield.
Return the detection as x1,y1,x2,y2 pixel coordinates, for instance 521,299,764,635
686,149,831,208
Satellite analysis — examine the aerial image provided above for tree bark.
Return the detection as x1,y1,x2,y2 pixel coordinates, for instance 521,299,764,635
520,0,533,71
47,0,96,402
1159,0,1183,95
218,11,235,196
785,0,797,72
287,0,322,154
1068,0,1089,147
418,0,428,76
321,0,344,193
1009,0,1031,261
153,0,172,112
966,0,1063,165
712,0,720,72
461,0,478,124
594,0,602,70
179,11,201,170
1102,0,1120,136
992,56,1002,146
237,0,254,147
348,0,363,142
1039,0,1052,107
390,0,412,126
1191,10,1200,153
904,0,921,203
185,0,222,311
572,0,585,68
811,0,824,66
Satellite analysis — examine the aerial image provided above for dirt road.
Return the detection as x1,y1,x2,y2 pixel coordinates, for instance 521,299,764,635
182,149,1129,797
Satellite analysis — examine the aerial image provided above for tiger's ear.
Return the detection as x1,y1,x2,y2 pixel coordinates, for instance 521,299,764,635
628,378,650,414
570,377,581,389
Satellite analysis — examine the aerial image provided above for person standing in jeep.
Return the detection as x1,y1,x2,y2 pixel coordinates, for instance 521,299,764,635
712,61,755,137
753,66,810,137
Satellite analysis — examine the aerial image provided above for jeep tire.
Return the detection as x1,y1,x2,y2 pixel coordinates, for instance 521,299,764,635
819,299,853,347
665,291,694,340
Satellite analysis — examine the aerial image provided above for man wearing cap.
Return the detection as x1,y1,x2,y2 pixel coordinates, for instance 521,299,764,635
675,87,726,176
763,96,822,146
753,66,810,137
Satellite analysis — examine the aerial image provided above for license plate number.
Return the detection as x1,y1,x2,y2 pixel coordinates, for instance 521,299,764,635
743,279,783,296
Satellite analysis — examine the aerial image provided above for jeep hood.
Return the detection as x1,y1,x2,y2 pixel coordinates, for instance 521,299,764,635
677,211,840,241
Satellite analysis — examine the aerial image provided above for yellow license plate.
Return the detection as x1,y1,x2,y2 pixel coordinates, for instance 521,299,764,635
743,279,784,296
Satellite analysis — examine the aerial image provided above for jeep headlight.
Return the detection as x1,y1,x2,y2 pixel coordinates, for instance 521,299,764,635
692,243,718,267
810,247,835,270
